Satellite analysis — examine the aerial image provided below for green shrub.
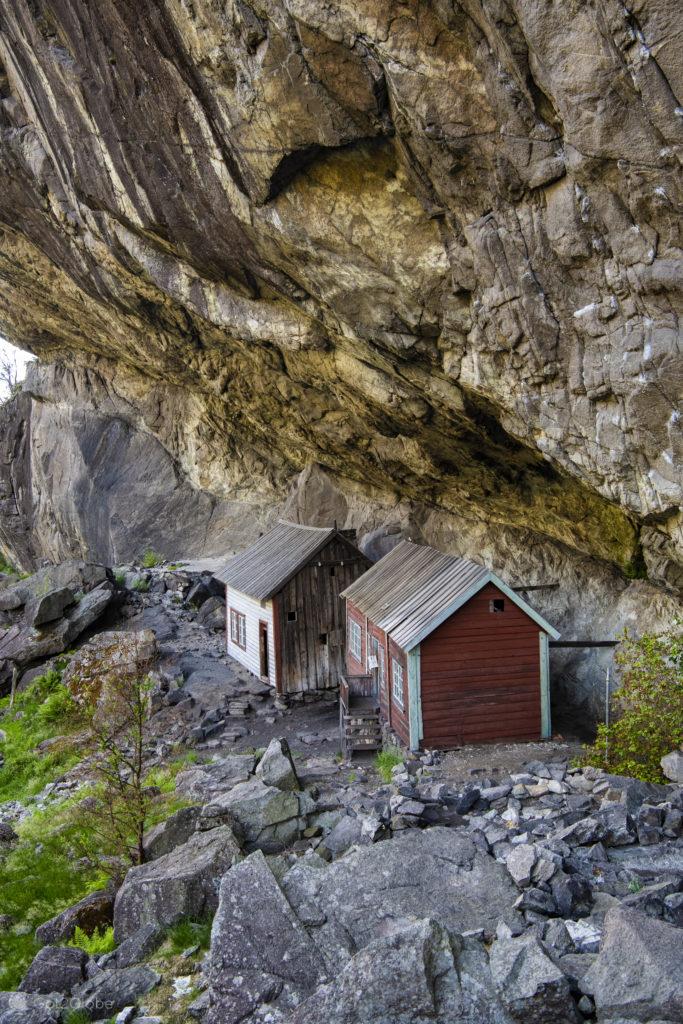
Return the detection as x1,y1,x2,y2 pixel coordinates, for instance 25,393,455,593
67,925,116,956
63,1011,91,1024
132,577,150,592
165,917,213,954
141,550,163,569
579,624,683,783
374,745,404,783
114,570,126,585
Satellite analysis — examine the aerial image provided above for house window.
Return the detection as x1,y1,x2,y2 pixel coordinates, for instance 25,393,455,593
392,658,404,708
330,566,336,577
349,619,362,661
490,598,505,613
287,611,297,622
229,609,246,649
319,632,328,645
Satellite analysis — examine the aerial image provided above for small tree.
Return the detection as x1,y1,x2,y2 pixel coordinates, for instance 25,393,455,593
73,640,155,868
580,623,683,783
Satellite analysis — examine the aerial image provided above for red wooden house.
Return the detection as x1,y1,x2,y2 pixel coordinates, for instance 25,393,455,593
341,541,560,752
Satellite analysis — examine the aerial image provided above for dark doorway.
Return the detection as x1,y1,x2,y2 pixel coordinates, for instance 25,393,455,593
259,621,269,679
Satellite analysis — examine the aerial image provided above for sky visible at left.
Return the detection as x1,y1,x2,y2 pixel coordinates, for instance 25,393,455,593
0,336,36,399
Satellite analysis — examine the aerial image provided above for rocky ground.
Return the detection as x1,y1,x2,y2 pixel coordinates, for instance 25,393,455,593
0,561,681,1024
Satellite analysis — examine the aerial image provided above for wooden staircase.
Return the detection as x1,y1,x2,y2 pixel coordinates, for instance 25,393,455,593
339,674,381,758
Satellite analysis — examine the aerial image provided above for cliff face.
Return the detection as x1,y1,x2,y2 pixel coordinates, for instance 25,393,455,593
0,4,680,631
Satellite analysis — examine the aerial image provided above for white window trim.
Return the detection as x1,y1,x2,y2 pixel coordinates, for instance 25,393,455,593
230,608,246,649
350,619,362,662
392,657,404,708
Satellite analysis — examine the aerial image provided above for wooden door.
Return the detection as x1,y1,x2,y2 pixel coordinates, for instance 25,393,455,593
259,620,269,679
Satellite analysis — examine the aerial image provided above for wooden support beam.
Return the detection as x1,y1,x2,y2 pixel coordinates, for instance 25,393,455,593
513,583,560,591
550,640,618,648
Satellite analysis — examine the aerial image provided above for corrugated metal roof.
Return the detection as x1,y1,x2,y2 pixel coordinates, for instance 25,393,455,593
342,540,559,649
216,521,337,599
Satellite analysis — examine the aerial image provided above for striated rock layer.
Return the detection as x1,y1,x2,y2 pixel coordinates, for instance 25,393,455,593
0,2,680,680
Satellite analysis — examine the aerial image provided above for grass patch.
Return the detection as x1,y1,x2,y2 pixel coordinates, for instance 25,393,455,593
141,550,163,569
0,798,109,989
114,570,126,586
165,917,213,955
63,1011,92,1024
374,745,404,783
132,577,150,593
0,668,84,804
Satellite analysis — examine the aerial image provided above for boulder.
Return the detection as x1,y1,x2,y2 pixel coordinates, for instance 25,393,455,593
18,946,88,995
71,966,160,1016
0,562,108,612
175,754,257,801
199,776,300,850
63,629,158,711
108,924,164,969
0,993,62,1024
255,737,300,792
287,919,482,1024
113,825,241,941
506,844,537,887
593,803,636,846
322,815,365,858
35,890,114,946
24,587,76,627
0,582,114,667
207,851,327,1024
280,828,518,969
582,908,683,1022
0,823,18,844
143,805,201,861
196,597,225,630
186,576,223,608
489,934,580,1024
661,751,683,784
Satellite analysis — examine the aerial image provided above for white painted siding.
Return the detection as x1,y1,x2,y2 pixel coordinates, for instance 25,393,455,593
226,589,276,687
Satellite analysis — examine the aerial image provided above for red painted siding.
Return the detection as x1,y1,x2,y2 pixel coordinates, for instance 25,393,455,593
367,622,390,725
346,600,367,675
388,639,409,747
420,582,541,747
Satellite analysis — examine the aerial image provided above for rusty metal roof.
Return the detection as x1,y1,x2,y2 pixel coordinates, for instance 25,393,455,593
216,521,338,599
341,540,560,649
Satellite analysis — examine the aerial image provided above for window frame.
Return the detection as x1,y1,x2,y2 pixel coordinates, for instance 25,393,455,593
229,608,247,650
392,657,405,708
349,618,362,662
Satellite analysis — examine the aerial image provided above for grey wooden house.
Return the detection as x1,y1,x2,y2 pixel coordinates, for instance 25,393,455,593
217,521,372,696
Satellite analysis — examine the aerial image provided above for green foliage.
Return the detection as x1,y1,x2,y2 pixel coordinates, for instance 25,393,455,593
0,798,109,989
67,925,116,956
628,879,643,893
141,549,163,569
63,1011,92,1024
132,576,150,592
374,745,404,783
144,753,199,795
165,917,213,954
579,624,683,783
0,669,84,803
0,554,16,575
114,570,126,585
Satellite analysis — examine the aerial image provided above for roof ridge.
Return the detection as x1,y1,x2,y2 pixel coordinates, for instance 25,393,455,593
276,519,335,533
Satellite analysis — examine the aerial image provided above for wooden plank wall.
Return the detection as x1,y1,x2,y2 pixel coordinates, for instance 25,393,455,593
419,582,541,746
278,538,371,693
